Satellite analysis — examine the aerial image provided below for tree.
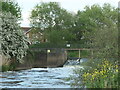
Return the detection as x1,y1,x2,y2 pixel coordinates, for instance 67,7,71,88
75,4,118,45
82,4,118,60
0,12,29,67
1,0,21,19
30,2,75,44
68,4,118,88
88,24,118,60
46,29,76,44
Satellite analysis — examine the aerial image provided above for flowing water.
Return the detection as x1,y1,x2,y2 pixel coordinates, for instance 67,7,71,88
0,60,82,88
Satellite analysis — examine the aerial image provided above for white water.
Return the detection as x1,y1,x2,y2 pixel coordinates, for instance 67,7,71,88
0,65,82,88
0,59,84,88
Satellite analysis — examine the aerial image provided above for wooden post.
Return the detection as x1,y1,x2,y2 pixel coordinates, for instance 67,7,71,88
79,50,80,58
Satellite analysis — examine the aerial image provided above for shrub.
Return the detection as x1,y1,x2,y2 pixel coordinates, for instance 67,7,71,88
0,12,29,68
0,65,9,72
70,59,118,88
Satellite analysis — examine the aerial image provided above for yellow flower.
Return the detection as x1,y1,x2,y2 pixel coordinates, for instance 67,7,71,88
100,71,103,75
83,73,90,78
108,67,111,70
116,69,118,72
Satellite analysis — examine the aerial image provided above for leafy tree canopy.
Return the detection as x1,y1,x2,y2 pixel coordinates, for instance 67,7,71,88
30,2,74,30
80,4,118,60
76,3,118,38
0,0,21,19
30,3,118,49
30,2,75,44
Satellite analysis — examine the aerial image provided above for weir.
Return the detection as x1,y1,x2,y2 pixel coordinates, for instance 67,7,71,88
16,48,67,70
15,48,93,70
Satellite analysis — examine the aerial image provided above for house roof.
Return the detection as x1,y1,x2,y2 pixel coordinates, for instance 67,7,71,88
21,27,31,34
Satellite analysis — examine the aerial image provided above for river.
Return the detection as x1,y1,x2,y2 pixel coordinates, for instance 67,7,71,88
0,60,82,88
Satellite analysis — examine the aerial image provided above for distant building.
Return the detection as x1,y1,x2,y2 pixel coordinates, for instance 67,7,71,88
21,27,48,44
21,27,32,44
21,27,31,38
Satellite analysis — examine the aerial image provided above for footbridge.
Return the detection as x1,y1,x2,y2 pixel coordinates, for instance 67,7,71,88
65,48,93,59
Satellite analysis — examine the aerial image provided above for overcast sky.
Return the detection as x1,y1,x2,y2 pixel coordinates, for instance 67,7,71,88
16,0,119,27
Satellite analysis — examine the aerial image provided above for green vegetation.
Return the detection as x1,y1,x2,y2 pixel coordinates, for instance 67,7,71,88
69,59,118,88
0,65,9,72
30,2,82,45
80,50,91,58
0,1,28,71
83,4,118,60
67,51,79,58
64,4,119,88
0,0,21,19
67,50,91,58
0,1,119,88
29,43,89,49
1,63,19,72
1,12,29,65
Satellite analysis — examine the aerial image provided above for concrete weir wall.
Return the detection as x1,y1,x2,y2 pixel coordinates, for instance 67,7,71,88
33,52,47,68
16,48,67,70
47,49,67,67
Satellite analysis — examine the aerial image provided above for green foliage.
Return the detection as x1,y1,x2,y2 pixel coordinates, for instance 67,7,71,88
67,50,91,58
46,30,76,44
1,63,18,71
67,4,119,88
70,60,118,88
77,3,118,60
29,43,65,48
89,25,118,60
0,12,29,64
30,3,118,46
29,43,89,49
1,65,9,72
67,51,79,58
1,0,21,19
30,2,76,44
80,50,91,58
46,30,66,44
76,3,118,43
30,2,73,30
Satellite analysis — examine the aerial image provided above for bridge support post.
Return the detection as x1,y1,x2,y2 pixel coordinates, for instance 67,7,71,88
79,50,80,58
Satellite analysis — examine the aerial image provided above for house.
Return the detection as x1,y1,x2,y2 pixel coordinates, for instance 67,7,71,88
21,27,31,38
21,27,48,44
21,27,32,44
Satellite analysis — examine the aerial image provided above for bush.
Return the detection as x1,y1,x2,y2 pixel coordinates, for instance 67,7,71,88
29,43,89,49
70,59,119,88
67,51,79,58
29,43,65,48
1,65,9,72
0,12,29,69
